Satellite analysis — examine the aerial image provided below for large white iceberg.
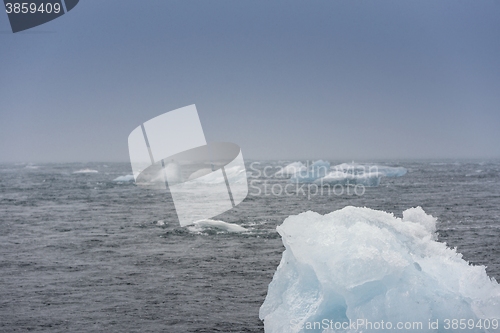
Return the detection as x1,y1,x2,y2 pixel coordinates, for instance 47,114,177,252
260,207,500,333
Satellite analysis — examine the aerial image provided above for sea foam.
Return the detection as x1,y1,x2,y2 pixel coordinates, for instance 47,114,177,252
260,206,500,333
73,168,98,174
188,219,248,233
113,174,135,182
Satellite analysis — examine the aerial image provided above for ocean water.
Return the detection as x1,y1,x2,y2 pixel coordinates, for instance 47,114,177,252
0,160,499,332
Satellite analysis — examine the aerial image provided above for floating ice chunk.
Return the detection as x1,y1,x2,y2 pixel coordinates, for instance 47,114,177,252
260,206,500,333
73,168,98,174
289,160,331,183
189,219,247,233
113,174,135,182
275,162,307,177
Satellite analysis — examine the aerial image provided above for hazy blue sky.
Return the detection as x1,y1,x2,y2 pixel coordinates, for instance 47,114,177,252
1,0,499,162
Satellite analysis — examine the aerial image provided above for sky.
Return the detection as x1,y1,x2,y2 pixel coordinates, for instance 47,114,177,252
1,0,499,162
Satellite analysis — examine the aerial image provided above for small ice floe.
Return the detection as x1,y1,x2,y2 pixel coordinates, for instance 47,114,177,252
188,219,248,233
73,169,98,174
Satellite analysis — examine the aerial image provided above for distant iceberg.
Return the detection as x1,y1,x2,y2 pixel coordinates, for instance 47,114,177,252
113,174,135,182
289,160,331,183
73,168,98,174
287,162,406,186
260,207,500,333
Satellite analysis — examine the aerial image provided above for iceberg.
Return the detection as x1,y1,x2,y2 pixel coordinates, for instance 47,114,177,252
289,160,331,183
113,174,135,182
287,162,406,186
260,207,500,333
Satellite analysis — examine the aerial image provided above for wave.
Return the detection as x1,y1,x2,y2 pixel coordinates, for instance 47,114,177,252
113,174,135,182
188,219,248,233
73,169,98,174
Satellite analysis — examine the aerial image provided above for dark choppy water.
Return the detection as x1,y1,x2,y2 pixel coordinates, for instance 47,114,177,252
1,160,499,332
